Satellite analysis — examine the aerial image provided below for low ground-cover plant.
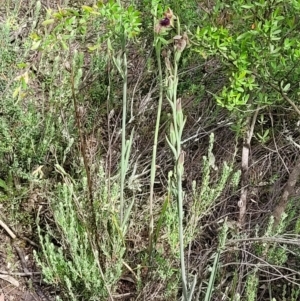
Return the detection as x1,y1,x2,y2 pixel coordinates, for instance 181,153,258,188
35,165,123,300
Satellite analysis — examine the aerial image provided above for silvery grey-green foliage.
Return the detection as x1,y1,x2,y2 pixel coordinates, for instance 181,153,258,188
245,269,258,301
35,166,123,300
186,133,240,244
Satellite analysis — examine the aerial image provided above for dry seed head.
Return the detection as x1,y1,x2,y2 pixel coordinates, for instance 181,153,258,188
176,98,182,111
164,8,174,19
174,33,188,52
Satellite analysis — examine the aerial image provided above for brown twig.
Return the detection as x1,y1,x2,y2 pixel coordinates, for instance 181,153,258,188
14,244,51,301
14,245,30,274
111,293,135,299
69,57,98,242
20,236,39,248
0,270,41,276
227,236,300,246
0,218,16,239
0,215,39,248
272,156,300,228
238,107,260,227
70,67,94,212
69,55,103,290
221,261,300,286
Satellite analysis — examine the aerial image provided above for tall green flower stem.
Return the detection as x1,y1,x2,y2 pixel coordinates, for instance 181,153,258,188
117,34,135,226
110,32,133,225
164,17,194,300
148,21,164,262
103,0,141,227
120,34,127,224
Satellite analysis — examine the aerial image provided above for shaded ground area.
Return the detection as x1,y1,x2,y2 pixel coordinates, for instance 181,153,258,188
0,220,55,301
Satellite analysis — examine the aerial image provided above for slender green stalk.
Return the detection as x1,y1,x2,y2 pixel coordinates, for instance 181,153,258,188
172,54,189,301
177,152,188,300
148,36,163,261
120,35,127,224
205,219,228,301
165,15,190,300
204,250,220,301
148,0,162,261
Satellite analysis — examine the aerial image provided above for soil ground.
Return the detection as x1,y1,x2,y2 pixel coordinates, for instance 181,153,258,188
0,222,54,301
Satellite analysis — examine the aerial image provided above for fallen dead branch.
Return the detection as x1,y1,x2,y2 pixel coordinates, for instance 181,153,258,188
226,236,300,246
0,270,41,276
238,107,260,226
272,156,300,228
0,218,16,239
0,274,19,287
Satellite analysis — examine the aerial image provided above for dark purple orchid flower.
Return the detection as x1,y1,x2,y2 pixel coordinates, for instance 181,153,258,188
160,17,170,27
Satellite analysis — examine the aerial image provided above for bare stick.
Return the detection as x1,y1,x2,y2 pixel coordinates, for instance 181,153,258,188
0,270,41,276
272,156,300,228
238,107,260,227
14,245,30,274
0,218,16,239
